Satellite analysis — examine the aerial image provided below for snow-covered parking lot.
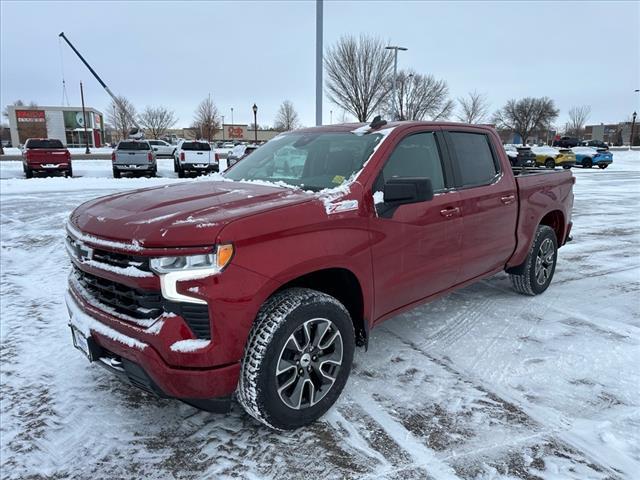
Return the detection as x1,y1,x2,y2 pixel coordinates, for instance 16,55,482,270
1,152,639,479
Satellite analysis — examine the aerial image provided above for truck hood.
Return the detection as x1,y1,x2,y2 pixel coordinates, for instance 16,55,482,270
69,181,313,249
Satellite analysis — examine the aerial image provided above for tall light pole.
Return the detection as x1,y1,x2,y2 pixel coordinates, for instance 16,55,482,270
315,0,323,126
221,115,225,141
252,104,258,144
385,45,408,120
630,111,637,149
230,107,234,126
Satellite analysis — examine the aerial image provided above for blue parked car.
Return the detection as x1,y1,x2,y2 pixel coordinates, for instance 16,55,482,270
571,147,613,169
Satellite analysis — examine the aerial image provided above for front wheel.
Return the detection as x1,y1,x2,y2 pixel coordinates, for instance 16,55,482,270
509,225,558,296
238,288,355,430
598,164,608,169
544,158,555,169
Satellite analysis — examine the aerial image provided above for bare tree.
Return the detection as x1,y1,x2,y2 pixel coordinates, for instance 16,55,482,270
325,34,394,122
385,70,454,121
138,106,177,139
493,97,559,145
457,91,490,124
106,96,137,141
274,100,300,131
565,105,591,138
192,95,220,141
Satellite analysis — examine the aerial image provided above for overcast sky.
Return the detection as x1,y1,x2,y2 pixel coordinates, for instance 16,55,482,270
1,0,638,129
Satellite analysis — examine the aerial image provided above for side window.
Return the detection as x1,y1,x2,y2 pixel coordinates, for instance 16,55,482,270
381,132,445,191
449,132,499,187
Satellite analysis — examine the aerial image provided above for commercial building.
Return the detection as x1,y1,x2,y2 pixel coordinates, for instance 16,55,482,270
6,105,105,147
584,123,633,145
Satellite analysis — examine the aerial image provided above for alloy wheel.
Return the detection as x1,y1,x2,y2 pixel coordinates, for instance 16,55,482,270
275,318,343,410
535,238,555,285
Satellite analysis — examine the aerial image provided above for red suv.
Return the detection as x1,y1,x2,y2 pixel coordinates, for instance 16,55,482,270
65,121,574,429
22,138,73,178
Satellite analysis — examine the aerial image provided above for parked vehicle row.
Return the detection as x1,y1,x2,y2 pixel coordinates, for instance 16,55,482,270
65,121,575,430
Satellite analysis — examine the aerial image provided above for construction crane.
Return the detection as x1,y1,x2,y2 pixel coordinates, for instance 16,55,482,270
58,32,143,139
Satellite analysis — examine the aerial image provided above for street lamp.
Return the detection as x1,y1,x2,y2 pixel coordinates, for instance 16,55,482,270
80,81,90,154
252,104,258,144
630,111,637,149
230,107,234,127
385,45,408,120
221,115,225,141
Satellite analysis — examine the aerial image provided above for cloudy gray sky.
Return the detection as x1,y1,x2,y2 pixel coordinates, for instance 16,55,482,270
1,0,639,129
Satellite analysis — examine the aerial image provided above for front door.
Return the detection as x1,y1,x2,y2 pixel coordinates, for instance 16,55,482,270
369,129,463,320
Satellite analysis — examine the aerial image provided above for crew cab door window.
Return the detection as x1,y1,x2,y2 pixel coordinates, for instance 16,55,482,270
448,132,499,187
381,132,445,191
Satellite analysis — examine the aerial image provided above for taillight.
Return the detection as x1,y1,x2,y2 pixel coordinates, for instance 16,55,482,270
66,150,71,160
148,152,153,162
111,152,116,162
215,153,219,162
180,152,185,161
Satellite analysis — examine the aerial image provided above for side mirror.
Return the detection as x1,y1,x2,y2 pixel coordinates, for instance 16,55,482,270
153,147,158,151
383,177,434,205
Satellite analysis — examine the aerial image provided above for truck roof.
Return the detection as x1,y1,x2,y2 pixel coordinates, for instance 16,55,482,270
293,120,496,135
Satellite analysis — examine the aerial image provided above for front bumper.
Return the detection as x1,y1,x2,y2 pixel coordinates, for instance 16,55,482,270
65,288,240,403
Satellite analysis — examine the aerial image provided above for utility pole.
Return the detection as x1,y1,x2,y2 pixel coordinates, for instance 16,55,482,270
385,45,408,120
80,81,90,154
315,0,323,125
222,115,225,141
630,111,637,149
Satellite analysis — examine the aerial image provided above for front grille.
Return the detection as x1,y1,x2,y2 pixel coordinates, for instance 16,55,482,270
73,267,212,340
67,235,150,271
74,267,162,319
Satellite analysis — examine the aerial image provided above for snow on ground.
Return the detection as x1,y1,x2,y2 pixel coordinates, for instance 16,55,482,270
1,152,639,479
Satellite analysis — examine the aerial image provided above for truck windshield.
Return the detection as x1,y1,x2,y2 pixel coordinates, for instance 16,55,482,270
118,141,150,150
225,132,383,190
182,142,211,151
26,139,64,149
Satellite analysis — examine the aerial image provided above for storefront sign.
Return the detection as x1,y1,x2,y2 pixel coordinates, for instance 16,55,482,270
228,126,245,139
64,111,93,129
16,110,45,122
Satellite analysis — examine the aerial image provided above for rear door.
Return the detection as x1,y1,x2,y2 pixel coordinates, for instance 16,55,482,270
444,129,518,282
369,127,463,319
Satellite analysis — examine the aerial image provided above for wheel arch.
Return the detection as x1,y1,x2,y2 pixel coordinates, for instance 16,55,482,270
274,267,368,349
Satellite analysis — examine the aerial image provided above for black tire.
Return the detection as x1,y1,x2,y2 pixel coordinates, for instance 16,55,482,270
113,168,121,178
598,164,607,169
562,165,572,169
25,167,33,179
509,225,558,296
583,158,593,169
173,157,179,173
149,165,157,177
66,165,73,178
237,288,355,430
544,158,555,169
177,166,185,178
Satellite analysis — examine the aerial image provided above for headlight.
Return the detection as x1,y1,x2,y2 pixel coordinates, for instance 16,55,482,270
150,244,234,304
150,245,234,274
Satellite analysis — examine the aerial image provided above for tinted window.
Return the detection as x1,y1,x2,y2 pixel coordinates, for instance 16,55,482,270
381,132,445,191
181,142,211,151
26,139,64,149
117,141,150,150
148,140,161,145
449,132,498,187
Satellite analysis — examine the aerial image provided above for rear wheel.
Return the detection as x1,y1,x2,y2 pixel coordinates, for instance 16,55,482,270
544,158,555,169
173,157,179,173
238,288,355,430
509,225,558,296
66,166,73,178
583,158,593,169
113,168,121,178
598,164,608,169
25,167,33,179
177,166,185,178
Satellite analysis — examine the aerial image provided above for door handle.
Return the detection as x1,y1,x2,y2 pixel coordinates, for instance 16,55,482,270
501,195,516,205
440,207,460,218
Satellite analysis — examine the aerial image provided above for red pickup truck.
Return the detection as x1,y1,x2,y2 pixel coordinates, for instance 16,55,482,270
22,138,72,178
65,121,574,430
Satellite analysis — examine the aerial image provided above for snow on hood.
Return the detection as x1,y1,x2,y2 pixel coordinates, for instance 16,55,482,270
68,180,314,249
